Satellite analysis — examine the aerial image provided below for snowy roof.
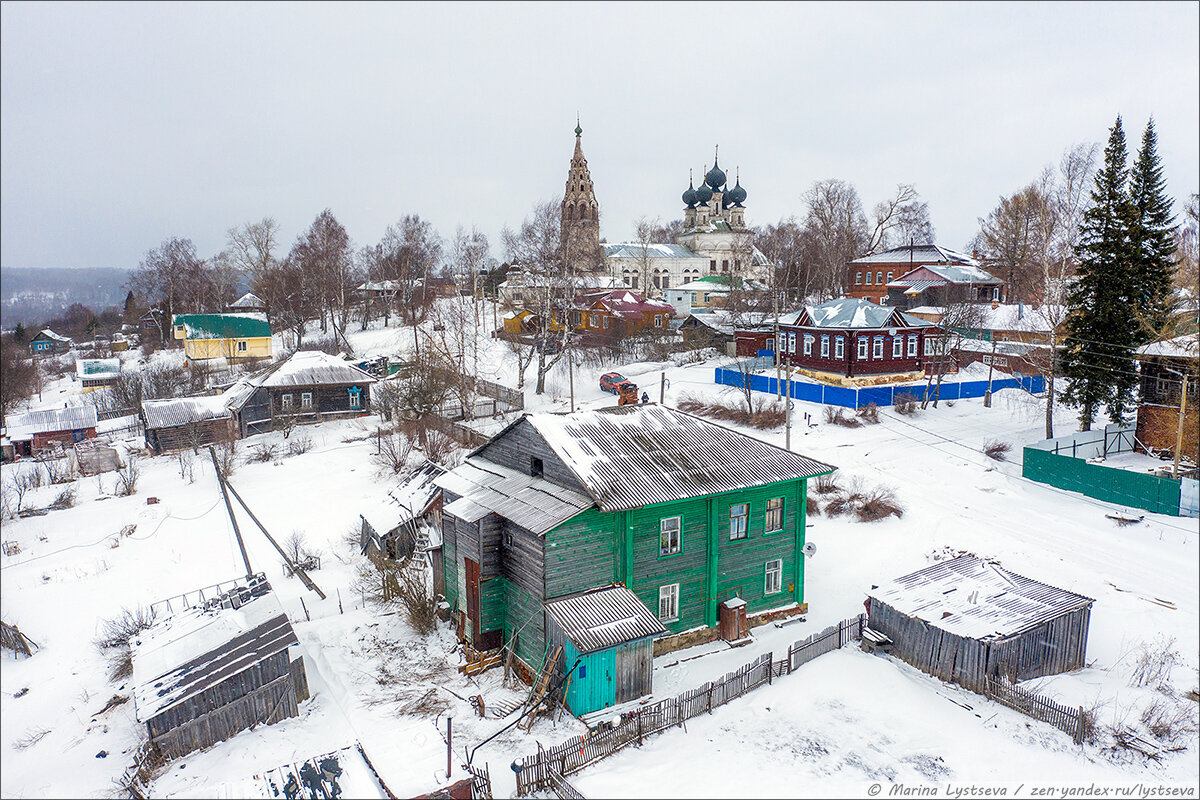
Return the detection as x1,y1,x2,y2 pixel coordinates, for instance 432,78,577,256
131,592,298,721
260,350,377,389
675,279,731,293
76,358,122,380
436,457,593,535
578,289,675,317
519,405,836,513
604,242,703,260
228,292,265,309
390,461,446,526
907,304,1063,333
142,395,232,429
851,244,978,266
868,556,1094,642
890,264,1003,287
1136,333,1199,360
358,280,407,292
33,328,72,342
546,585,667,654
788,298,932,330
172,313,271,340
5,405,98,439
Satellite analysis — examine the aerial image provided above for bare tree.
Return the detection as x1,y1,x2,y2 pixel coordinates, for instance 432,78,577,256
921,302,990,408
865,184,929,254
1170,192,1199,336
1,334,38,424
289,210,355,343
382,215,443,357
799,179,869,301
129,238,209,324
755,218,809,307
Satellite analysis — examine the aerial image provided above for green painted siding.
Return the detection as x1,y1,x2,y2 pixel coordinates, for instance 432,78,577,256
714,479,805,614
544,507,617,598
563,638,616,715
479,576,506,635
502,577,546,670
625,495,711,634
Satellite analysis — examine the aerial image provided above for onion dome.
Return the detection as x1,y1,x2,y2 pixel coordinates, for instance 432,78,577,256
682,169,697,207
695,176,713,205
727,172,747,206
704,147,726,189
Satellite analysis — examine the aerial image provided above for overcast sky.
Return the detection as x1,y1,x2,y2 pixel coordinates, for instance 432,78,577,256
2,1,1197,271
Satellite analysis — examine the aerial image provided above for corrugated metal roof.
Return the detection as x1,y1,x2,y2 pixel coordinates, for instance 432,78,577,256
435,458,593,534
546,585,666,653
390,461,446,525
142,396,231,429
868,556,1094,642
1136,333,1199,360
172,313,271,340
132,592,298,721
525,405,836,513
851,244,977,266
5,405,98,436
260,351,377,388
604,243,704,260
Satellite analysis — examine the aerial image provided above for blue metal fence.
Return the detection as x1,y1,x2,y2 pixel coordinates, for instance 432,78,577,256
714,364,1045,409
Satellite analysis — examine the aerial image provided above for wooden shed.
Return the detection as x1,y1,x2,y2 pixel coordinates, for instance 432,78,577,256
141,396,235,454
544,585,666,716
4,406,98,457
131,588,309,758
866,556,1094,691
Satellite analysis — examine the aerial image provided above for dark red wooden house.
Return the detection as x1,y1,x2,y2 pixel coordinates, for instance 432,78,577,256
776,298,936,380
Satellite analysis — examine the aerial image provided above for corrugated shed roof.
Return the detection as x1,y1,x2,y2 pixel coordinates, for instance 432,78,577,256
132,592,298,721
525,405,836,513
390,461,446,525
435,457,593,534
851,244,978,266
868,556,1094,642
5,405,98,437
546,585,667,653
142,396,231,429
604,243,703,260
172,313,271,340
261,351,378,388
889,264,1002,287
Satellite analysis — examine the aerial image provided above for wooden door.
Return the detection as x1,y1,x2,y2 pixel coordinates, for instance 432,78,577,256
464,558,481,642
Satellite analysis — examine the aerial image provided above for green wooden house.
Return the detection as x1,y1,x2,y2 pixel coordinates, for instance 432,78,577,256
434,404,835,714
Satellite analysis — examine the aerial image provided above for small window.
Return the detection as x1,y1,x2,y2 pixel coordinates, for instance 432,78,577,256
855,271,862,285
908,335,918,357
237,340,248,352
873,337,884,359
348,388,361,409
765,498,783,533
659,583,680,621
893,337,903,358
766,338,775,352
821,335,830,358
710,259,717,271
803,334,813,356
654,315,663,327
865,272,873,286
858,338,868,360
729,503,749,540
301,392,313,409
924,338,935,355
590,313,600,328
765,559,783,595
992,287,1000,301
886,271,893,283
281,393,294,410
788,332,797,353
835,336,845,359
660,516,681,556
602,316,610,329
530,456,544,478
722,259,729,271
876,272,883,284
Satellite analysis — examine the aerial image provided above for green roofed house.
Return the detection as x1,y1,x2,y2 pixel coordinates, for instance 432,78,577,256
172,313,272,362
434,404,835,715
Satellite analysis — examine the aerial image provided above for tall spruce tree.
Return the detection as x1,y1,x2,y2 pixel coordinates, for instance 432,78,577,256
1127,118,1177,338
1061,116,1137,430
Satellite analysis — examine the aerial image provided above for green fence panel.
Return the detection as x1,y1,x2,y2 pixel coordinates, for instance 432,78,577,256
1022,447,1182,516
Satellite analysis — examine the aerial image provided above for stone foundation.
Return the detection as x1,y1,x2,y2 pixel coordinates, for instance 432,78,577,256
652,602,809,657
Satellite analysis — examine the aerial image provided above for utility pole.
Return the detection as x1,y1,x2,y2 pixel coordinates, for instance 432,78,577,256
660,371,666,404
773,285,782,399
983,335,998,408
568,350,575,413
784,364,792,450
1168,367,1190,479
209,447,253,578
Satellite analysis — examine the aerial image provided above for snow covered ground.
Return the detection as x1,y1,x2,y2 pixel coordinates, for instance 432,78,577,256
2,310,1198,798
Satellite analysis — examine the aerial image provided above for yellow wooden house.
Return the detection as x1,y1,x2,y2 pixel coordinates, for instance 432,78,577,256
173,313,272,362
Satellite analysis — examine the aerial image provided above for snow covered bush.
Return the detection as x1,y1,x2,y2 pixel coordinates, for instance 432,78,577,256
983,439,1012,461
115,457,140,496
893,392,920,415
823,407,861,428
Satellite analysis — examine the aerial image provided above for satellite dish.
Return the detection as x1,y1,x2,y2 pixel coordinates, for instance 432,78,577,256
802,542,817,557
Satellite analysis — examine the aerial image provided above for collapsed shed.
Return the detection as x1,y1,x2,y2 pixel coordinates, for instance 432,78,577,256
131,587,309,758
866,555,1093,690
544,585,666,716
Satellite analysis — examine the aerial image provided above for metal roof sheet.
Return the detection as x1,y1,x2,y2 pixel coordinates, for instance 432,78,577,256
868,556,1094,642
5,405,98,436
390,462,446,525
525,405,836,513
604,243,704,260
34,328,72,342
851,244,978,266
546,585,667,653
1136,333,1199,360
260,351,378,389
172,313,271,340
142,396,231,429
436,457,593,534
132,592,298,721
76,358,122,379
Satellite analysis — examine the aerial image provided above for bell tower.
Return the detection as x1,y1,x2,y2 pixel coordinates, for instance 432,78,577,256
561,119,602,273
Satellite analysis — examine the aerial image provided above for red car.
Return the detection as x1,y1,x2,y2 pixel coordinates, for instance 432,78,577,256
599,372,635,394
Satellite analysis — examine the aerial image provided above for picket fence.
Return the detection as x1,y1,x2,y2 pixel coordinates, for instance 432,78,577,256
984,676,1088,745
0,620,37,658
513,615,865,796
715,362,1045,409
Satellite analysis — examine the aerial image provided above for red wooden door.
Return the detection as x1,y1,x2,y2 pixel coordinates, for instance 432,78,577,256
464,558,481,642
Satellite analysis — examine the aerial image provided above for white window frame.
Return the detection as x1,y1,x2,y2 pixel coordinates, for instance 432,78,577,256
892,336,903,358
865,272,873,286
659,583,680,622
886,271,893,283
237,340,248,352
765,559,783,595
729,503,749,540
858,337,868,360
924,337,935,356
873,336,884,359
877,272,883,284
281,393,294,410
908,335,918,357
788,332,797,353
654,315,663,327
300,392,313,409
590,313,600,328
348,388,361,409
992,287,1000,301
855,271,862,285
820,335,830,358
835,336,845,359
660,516,681,556
803,334,814,356
765,497,783,533
602,316,610,329
766,338,775,352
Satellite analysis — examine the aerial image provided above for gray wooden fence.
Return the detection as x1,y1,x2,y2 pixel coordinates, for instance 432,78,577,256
0,621,37,657
464,762,493,799
513,615,864,796
984,676,1088,744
